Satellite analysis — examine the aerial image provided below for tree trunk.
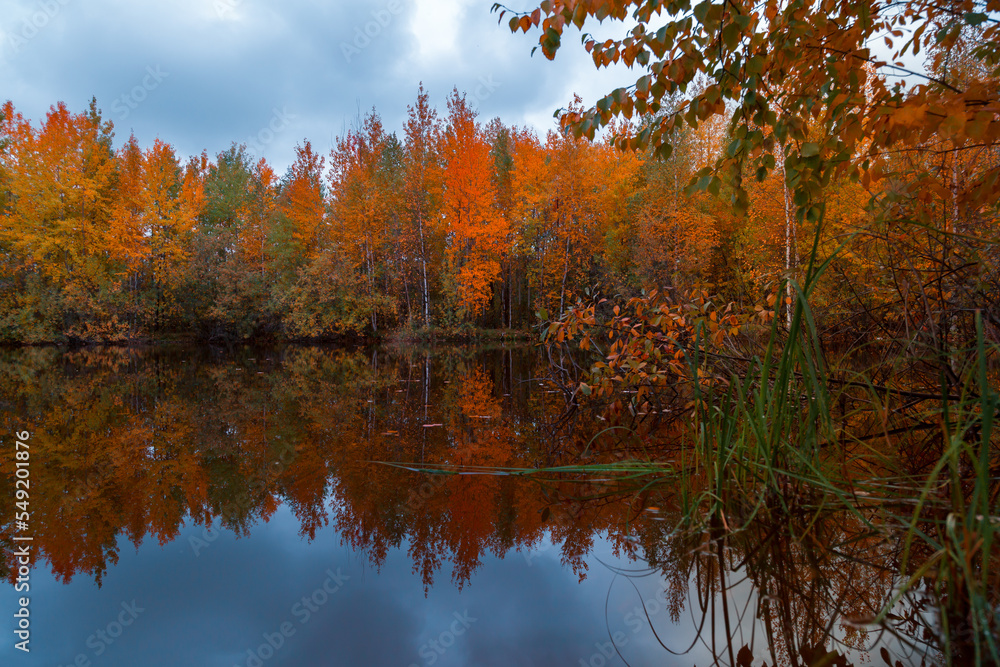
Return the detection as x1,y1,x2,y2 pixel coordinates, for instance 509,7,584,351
418,210,431,328
780,142,794,328
559,229,571,319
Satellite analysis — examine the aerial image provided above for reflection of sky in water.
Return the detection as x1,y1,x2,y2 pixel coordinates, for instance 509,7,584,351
1,504,714,666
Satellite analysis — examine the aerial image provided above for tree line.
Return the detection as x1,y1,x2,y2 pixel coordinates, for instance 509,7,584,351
1,65,995,344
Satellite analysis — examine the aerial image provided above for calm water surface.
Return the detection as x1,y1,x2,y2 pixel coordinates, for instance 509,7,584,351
0,345,955,665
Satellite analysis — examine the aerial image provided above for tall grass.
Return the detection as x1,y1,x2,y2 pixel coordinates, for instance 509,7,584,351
678,243,999,662
681,226,841,520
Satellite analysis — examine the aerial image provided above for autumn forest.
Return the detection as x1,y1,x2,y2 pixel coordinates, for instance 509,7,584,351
0,76,940,344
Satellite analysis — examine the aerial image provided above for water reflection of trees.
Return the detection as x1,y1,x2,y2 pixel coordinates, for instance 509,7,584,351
0,345,981,664
611,500,970,666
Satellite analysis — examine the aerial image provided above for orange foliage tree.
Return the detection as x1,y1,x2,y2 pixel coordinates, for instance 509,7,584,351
438,90,510,320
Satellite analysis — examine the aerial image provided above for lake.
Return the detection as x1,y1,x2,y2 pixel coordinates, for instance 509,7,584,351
0,344,973,665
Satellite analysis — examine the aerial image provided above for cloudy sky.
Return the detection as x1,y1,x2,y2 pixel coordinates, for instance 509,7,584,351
0,0,636,174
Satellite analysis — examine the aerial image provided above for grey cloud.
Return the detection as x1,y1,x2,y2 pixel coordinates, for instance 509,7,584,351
0,0,634,173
